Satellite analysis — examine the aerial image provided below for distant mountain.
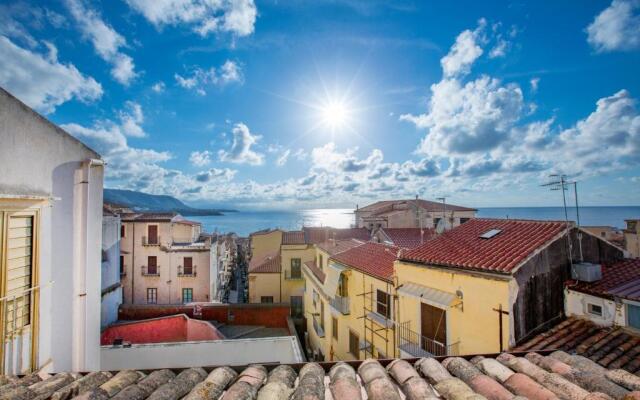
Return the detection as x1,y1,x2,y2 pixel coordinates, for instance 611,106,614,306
104,189,236,216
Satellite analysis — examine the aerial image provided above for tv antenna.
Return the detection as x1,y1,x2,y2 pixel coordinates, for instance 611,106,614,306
541,174,583,263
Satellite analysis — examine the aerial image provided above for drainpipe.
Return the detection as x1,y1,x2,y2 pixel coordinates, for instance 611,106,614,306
74,158,104,371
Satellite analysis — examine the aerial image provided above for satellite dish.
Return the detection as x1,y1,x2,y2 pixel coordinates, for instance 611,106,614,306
436,218,452,234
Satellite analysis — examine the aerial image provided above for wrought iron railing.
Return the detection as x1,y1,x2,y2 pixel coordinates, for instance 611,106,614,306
178,265,197,277
142,236,161,246
398,321,459,357
284,269,303,280
141,265,160,276
330,295,350,315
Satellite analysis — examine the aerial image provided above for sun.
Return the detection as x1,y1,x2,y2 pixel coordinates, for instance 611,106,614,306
321,100,349,129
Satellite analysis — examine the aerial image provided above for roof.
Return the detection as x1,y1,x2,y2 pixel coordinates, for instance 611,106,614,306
379,228,435,249
3,351,636,400
513,316,640,373
174,219,201,226
248,251,281,274
357,198,477,213
567,258,640,301
304,260,325,283
282,231,305,245
303,227,370,244
316,238,364,256
331,242,399,282
121,212,178,222
400,219,568,274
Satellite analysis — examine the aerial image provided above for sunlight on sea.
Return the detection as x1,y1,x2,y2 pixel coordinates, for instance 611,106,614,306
298,208,355,229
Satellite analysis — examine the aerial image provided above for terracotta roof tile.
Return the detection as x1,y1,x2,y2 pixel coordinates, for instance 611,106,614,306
248,251,281,273
513,316,640,373
358,198,476,213
400,218,568,274
10,352,639,400
567,258,640,301
379,228,435,249
303,227,370,244
316,238,364,256
282,231,305,245
304,260,325,283
331,242,399,282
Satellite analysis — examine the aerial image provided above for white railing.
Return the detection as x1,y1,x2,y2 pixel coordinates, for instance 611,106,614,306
398,321,459,357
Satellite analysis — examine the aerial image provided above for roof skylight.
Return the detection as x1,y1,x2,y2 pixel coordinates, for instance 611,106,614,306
479,229,502,239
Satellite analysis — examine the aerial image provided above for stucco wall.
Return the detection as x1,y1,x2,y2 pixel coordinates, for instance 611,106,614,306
101,214,121,329
0,88,103,373
248,273,281,303
280,245,312,303
565,289,623,326
250,230,282,260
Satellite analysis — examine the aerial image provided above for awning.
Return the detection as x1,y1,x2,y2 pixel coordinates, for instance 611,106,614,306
324,262,347,298
398,282,457,309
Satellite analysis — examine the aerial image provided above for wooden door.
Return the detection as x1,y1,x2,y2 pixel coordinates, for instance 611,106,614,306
148,256,157,274
421,303,446,345
148,225,158,244
183,257,193,275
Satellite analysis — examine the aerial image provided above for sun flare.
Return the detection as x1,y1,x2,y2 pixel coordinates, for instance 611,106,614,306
321,100,349,128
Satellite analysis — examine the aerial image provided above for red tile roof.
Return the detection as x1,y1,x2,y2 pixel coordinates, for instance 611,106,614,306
379,228,435,249
282,231,305,245
316,238,364,256
304,260,325,283
303,227,370,244
358,199,476,213
567,258,640,301
331,242,399,282
248,251,281,273
400,219,568,274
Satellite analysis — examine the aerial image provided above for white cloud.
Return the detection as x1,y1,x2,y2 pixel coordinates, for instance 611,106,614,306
118,101,146,137
440,19,485,77
530,77,540,93
276,149,290,166
489,39,508,58
218,123,265,165
0,36,102,114
195,168,236,182
587,0,640,52
190,150,212,167
125,0,257,37
174,60,243,95
65,0,137,85
151,81,166,93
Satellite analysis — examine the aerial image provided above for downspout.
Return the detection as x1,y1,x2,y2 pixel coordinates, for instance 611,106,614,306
74,158,104,371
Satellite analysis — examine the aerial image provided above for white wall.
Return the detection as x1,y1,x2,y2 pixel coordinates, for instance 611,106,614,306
101,214,122,329
565,288,625,326
101,336,304,370
0,88,103,373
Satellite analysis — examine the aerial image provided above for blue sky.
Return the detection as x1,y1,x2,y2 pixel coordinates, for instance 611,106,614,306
1,0,639,209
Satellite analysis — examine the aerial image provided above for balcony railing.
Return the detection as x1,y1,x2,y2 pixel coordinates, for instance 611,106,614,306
142,236,161,246
178,265,197,277
313,316,325,338
284,270,303,280
398,321,459,357
141,265,160,276
330,295,350,315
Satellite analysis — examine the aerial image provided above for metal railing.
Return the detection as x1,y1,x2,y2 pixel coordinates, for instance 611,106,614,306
398,321,459,357
141,265,160,276
178,265,197,277
284,269,303,280
313,316,325,337
330,295,350,315
142,236,161,246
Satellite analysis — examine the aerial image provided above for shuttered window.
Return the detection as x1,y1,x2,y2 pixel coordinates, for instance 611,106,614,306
5,215,34,329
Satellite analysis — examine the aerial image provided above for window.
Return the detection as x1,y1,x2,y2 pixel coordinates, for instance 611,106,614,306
261,296,274,303
433,218,441,227
182,288,193,303
349,330,359,357
120,255,124,275
120,224,125,238
147,256,158,275
183,257,193,275
312,289,319,308
320,301,325,329
460,218,470,224
338,274,349,297
290,258,302,278
291,296,303,317
147,225,158,244
376,290,391,318
147,288,157,304
588,303,603,316
332,317,338,340
318,254,323,270
628,304,640,329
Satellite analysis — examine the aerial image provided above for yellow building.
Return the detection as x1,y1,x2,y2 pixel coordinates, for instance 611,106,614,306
394,218,624,356
247,251,281,303
304,240,400,361
249,229,283,260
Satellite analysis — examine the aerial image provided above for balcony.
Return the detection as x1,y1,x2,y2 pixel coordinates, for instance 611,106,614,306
142,236,161,246
178,265,197,277
330,295,350,315
398,321,459,357
141,265,160,276
284,270,303,280
312,316,325,338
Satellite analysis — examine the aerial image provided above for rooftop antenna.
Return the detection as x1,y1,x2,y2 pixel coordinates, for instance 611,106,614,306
541,174,581,265
436,196,447,221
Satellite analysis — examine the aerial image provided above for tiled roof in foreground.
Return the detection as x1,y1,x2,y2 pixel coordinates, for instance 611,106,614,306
331,242,399,282
400,218,568,274
3,351,640,400
379,227,436,249
567,258,640,302
513,317,640,373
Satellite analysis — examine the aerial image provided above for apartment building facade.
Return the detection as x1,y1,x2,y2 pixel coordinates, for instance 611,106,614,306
0,87,103,373
120,213,213,305
355,198,476,230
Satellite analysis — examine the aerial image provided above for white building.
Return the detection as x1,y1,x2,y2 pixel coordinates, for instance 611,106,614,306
0,87,104,373
101,206,122,329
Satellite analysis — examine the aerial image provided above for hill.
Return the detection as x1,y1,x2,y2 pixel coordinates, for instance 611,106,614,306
103,189,235,216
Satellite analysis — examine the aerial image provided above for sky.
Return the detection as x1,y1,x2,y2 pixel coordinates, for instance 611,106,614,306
1,0,639,210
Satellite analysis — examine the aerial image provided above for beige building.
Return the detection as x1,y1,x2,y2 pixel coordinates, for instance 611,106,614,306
624,219,640,257
355,198,476,230
120,213,213,305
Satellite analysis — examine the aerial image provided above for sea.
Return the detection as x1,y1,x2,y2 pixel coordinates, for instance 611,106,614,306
189,206,640,237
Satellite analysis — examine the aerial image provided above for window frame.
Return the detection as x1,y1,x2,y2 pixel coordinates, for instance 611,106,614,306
376,289,391,318
261,296,274,303
147,288,158,304
627,303,640,330
349,329,359,357
332,317,338,340
587,303,603,317
120,224,125,238
290,258,302,278
182,288,193,303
